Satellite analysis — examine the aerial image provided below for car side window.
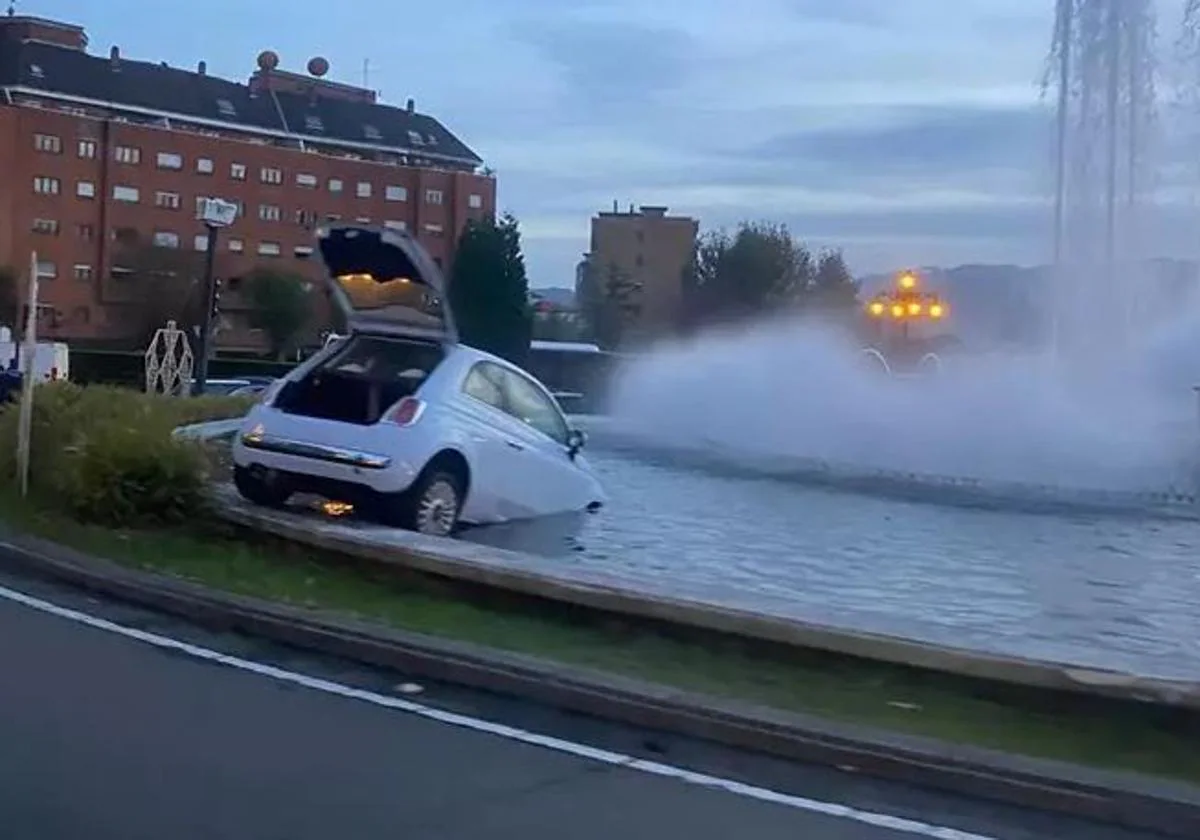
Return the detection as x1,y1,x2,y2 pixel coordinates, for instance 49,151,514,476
501,369,569,445
462,363,506,410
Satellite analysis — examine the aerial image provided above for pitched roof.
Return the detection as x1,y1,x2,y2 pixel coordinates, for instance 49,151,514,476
0,39,482,165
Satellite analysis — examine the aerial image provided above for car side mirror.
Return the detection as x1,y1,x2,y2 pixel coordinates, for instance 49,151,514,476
566,428,587,459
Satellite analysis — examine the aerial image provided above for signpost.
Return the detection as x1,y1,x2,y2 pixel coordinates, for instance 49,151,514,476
192,197,238,395
15,251,39,497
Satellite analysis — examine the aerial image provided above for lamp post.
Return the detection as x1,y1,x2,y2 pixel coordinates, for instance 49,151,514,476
863,270,948,367
192,197,238,396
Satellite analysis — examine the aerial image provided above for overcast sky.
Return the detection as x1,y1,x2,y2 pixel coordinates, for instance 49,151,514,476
30,0,1200,286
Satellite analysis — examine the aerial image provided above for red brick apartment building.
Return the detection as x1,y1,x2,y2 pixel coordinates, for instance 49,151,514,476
0,13,496,346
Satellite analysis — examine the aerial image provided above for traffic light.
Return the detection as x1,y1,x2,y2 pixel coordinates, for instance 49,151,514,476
211,278,223,318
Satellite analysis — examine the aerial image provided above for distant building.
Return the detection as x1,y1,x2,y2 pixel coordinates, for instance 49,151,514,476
588,203,698,343
0,14,495,346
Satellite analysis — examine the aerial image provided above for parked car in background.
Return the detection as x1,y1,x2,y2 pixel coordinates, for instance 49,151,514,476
231,224,605,537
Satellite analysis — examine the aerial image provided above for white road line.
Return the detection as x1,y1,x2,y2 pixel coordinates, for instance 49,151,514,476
0,582,998,840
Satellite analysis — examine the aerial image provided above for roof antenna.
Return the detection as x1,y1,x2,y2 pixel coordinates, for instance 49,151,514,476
6,2,15,16
362,58,369,89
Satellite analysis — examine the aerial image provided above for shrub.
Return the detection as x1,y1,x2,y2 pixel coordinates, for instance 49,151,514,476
0,383,250,527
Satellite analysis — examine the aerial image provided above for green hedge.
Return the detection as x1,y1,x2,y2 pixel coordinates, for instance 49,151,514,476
0,383,251,526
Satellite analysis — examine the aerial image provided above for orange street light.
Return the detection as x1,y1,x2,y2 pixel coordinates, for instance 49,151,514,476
898,271,917,290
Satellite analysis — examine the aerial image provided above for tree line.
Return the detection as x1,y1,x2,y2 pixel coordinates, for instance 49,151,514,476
0,214,861,364
576,221,860,349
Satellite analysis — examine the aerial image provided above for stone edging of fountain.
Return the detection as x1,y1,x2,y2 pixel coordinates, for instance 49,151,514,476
214,489,1200,709
0,526,1197,838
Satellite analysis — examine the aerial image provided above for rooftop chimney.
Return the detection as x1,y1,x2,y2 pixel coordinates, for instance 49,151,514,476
109,45,119,67
197,60,206,75
406,97,415,113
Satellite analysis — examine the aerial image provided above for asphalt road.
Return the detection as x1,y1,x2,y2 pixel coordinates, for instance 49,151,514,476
0,571,1169,840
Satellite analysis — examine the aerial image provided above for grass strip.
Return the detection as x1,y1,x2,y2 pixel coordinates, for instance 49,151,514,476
0,488,1197,785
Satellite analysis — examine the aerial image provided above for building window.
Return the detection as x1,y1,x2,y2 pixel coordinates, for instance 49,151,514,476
259,204,281,221
424,223,444,236
355,217,371,224
112,185,139,202
196,157,214,174
194,234,210,251
36,261,56,279
257,242,281,256
228,238,244,253
216,98,237,118
156,151,183,170
32,219,58,235
296,173,318,188
114,146,141,164
73,264,93,281
152,231,180,249
295,209,317,227
363,124,382,141
77,139,96,159
468,193,483,209
424,189,444,205
33,176,60,195
304,114,324,132
384,185,408,202
356,181,372,198
76,180,96,199
230,162,246,180
33,133,61,153
384,220,407,231
155,191,181,209
328,178,343,193
260,167,283,184
76,224,94,241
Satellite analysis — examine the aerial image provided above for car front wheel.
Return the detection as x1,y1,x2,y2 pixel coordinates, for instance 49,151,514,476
385,469,462,537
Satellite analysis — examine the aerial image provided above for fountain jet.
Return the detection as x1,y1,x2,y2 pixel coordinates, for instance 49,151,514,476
1044,0,1158,354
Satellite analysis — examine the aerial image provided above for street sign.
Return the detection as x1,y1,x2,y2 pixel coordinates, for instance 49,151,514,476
196,197,238,228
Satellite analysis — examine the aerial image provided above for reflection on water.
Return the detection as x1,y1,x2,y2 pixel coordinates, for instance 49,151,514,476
461,446,1200,681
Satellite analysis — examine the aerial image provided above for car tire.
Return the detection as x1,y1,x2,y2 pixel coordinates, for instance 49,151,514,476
386,468,462,537
233,465,292,508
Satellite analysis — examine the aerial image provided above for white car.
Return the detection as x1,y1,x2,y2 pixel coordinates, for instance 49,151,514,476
231,223,606,537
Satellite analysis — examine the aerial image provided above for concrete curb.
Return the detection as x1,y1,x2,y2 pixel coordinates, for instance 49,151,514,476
0,530,1197,837
213,491,1200,710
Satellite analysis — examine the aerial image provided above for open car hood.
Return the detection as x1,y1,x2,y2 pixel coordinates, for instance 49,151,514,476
316,223,457,343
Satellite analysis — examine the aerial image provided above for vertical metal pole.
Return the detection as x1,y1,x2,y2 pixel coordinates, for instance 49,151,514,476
16,251,39,497
192,223,219,396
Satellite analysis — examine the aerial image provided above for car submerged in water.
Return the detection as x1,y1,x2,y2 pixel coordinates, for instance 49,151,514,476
231,223,606,537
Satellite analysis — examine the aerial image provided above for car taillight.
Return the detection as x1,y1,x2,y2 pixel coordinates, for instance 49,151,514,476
386,397,425,427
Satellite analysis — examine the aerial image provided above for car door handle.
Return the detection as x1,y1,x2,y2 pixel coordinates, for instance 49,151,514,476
505,440,525,451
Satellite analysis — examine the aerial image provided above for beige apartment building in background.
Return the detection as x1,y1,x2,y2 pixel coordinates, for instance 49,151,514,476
585,202,698,344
